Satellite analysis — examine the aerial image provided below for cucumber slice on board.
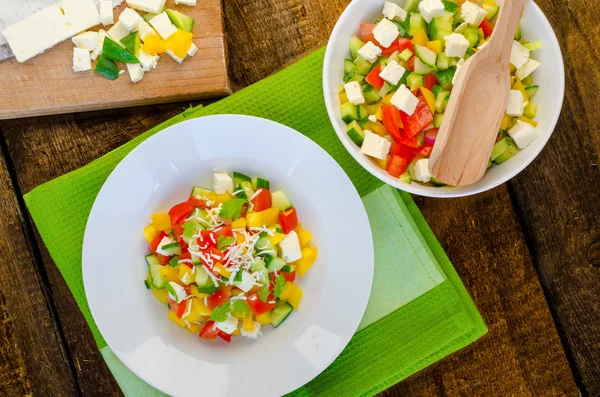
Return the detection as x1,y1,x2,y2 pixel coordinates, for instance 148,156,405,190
121,31,141,56
102,37,139,63
165,9,194,32
94,56,119,80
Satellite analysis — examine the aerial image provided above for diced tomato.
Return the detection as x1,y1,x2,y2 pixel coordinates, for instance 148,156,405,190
405,56,415,71
172,223,184,242
251,189,272,212
413,142,434,156
382,105,403,142
207,287,230,308
398,133,420,148
199,230,218,247
480,19,493,38
399,97,434,137
218,331,232,343
199,321,219,340
156,253,171,266
247,293,276,316
179,250,192,267
283,271,296,282
279,208,298,234
169,298,187,318
390,142,417,162
381,40,399,56
423,73,438,90
149,231,167,253
213,225,233,239
180,252,191,261
365,64,385,90
187,196,208,209
360,24,378,45
387,155,409,178
397,38,414,54
168,202,195,227
207,246,224,263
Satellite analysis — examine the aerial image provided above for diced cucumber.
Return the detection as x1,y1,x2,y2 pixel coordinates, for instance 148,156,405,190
524,41,543,51
435,90,449,113
403,0,421,13
406,72,424,91
414,58,436,75
359,117,370,129
341,101,359,123
514,24,522,40
143,12,158,23
482,4,500,20
165,8,194,32
344,68,359,83
408,12,426,36
102,37,139,63
168,256,179,268
357,104,369,120
523,103,538,119
161,242,181,256
121,31,140,56
415,130,426,146
378,82,392,97
448,56,459,67
190,186,214,199
346,120,365,146
281,265,296,273
494,140,519,164
525,85,539,99
348,72,365,84
521,74,534,87
364,87,382,104
344,59,356,74
487,159,493,169
144,278,152,289
414,44,438,68
265,255,286,273
271,190,292,211
195,266,219,294
399,48,413,62
271,302,293,328
433,112,444,128
491,137,511,161
428,12,454,41
407,161,417,180
431,84,443,96
354,56,371,75
387,50,400,64
146,254,166,288
399,170,412,184
430,177,446,186
436,52,450,70
464,31,480,48
252,177,270,190
434,68,455,90
233,172,251,186
256,232,275,253
443,0,459,13
464,47,476,60
349,36,365,59
94,56,119,80
236,181,255,200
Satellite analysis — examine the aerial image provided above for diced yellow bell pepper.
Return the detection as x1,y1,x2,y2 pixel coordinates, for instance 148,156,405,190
339,91,349,105
166,30,193,58
231,218,246,229
420,87,436,113
509,63,517,74
426,40,442,54
280,282,303,310
412,29,428,46
214,262,232,278
190,285,208,300
160,266,181,284
375,155,391,171
364,103,378,114
242,317,255,331
204,191,217,201
293,246,318,277
168,311,187,328
142,34,168,54
179,265,194,285
512,79,528,99
153,288,169,304
376,103,383,120
246,212,263,229
382,93,394,105
215,193,232,205
236,232,246,245
368,121,387,136
186,323,201,334
296,228,312,248
483,0,497,5
500,114,512,130
183,298,212,323
517,116,538,127
268,232,286,246
232,326,241,336
151,213,171,232
230,287,244,297
143,224,158,244
256,311,271,325
261,208,280,226
232,301,252,319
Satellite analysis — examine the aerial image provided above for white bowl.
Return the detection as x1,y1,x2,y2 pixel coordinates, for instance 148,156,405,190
323,0,564,198
82,115,374,397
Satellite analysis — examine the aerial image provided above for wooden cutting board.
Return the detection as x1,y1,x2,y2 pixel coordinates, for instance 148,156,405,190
0,0,230,120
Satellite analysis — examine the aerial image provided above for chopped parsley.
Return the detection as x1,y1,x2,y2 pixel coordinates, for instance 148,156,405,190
258,284,270,303
273,274,286,298
217,235,235,251
232,300,250,318
219,198,246,219
209,303,230,322
182,222,197,240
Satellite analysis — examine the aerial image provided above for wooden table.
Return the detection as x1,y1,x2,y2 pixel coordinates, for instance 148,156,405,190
0,0,597,396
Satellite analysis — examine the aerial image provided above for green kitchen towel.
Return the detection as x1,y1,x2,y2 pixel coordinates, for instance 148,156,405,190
24,48,487,397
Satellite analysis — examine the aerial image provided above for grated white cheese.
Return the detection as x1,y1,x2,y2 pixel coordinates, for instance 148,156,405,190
248,189,263,202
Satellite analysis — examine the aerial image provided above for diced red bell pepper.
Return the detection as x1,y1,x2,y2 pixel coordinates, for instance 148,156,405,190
365,64,385,90
399,97,434,137
398,132,420,148
149,231,167,253
207,287,230,309
168,201,195,227
173,223,184,242
387,155,409,178
405,56,415,71
218,331,232,343
390,142,417,162
213,225,233,239
169,298,187,318
360,24,378,45
480,19,493,38
187,196,208,209
271,270,296,284
247,293,276,316
251,189,272,212
397,38,414,54
199,321,219,340
279,208,298,234
381,40,399,56
179,252,193,268
382,105,403,142
423,73,438,90
156,253,171,266
413,142,434,156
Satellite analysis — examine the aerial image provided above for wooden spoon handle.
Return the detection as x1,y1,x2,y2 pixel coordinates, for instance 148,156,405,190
485,0,529,62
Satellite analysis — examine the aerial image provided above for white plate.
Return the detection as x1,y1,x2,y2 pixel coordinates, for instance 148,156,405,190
83,115,374,397
323,0,565,197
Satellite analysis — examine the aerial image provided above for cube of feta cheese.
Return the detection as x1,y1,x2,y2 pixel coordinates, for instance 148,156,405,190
453,58,465,85
516,58,540,81
187,43,198,57
72,48,92,72
390,84,419,115
119,8,142,32
510,40,530,69
344,81,365,105
383,1,408,22
368,114,378,122
215,315,239,335
357,41,382,63
279,231,302,263
61,0,101,35
379,60,406,85
166,49,187,64
175,0,198,5
508,120,538,149
91,29,107,60
240,321,263,339
72,31,99,50
445,33,470,58
235,271,257,293
138,19,158,41
506,90,525,117
167,281,187,303
360,131,392,160
126,63,144,82
107,21,130,43
138,49,160,71
373,18,400,48
99,1,114,26
156,236,175,256
213,172,234,194
460,1,488,26
419,0,445,23
414,158,432,183
126,0,167,14
149,12,177,40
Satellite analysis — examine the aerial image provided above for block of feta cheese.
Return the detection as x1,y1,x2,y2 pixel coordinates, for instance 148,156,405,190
360,131,392,160
138,49,160,71
240,321,263,339
508,121,538,149
187,43,198,56
100,1,115,26
91,29,108,60
72,48,92,72
126,0,167,14
149,12,178,40
391,85,419,115
61,0,102,33
383,1,408,22
72,31,100,50
213,172,234,194
357,41,382,63
126,63,144,82
460,1,488,26
510,40,530,69
379,60,406,85
445,33,470,58
279,231,302,263
419,0,445,23
373,18,400,48
506,90,525,117
138,19,158,41
215,315,238,335
119,8,142,32
175,0,198,5
516,59,540,81
344,81,365,105
414,158,432,183
107,21,130,43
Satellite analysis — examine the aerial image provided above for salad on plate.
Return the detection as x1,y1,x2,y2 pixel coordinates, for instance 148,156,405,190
143,172,317,342
340,0,542,186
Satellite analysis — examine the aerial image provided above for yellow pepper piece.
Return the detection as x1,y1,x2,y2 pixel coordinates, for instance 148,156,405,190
512,79,528,99
261,208,280,226
186,323,201,334
236,232,246,245
517,116,538,127
375,155,391,171
293,246,318,277
190,285,208,300
183,298,212,323
160,266,181,284
382,93,394,105
143,224,158,244
426,40,442,54
419,87,436,113
245,212,262,229
412,29,428,46
296,228,312,248
204,191,217,201
509,63,517,74
214,262,232,278
142,34,168,54
280,282,303,310
268,232,286,246
153,288,169,304
166,30,193,58
232,326,241,336
500,114,512,130
151,213,171,232
214,193,232,205
231,218,246,229
339,91,349,105
368,120,387,136
376,103,383,120
179,265,194,285
232,301,252,319
482,0,497,5
256,311,271,325
242,317,254,331
168,310,187,328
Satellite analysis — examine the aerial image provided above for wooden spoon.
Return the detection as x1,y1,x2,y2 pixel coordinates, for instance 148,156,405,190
428,0,528,186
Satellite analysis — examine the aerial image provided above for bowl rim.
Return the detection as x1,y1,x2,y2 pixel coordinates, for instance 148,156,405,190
322,0,565,198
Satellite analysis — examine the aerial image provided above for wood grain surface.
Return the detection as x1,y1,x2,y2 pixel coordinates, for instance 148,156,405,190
0,0,597,396
0,0,230,120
